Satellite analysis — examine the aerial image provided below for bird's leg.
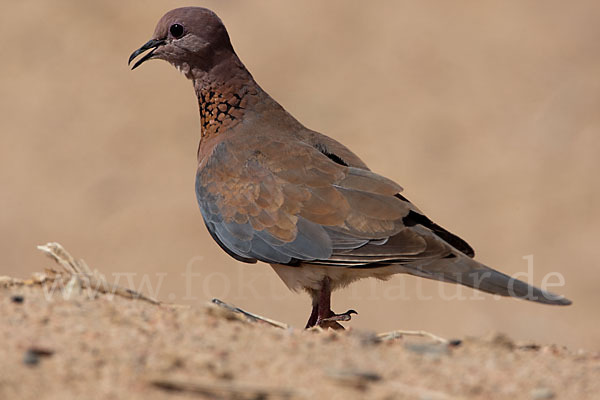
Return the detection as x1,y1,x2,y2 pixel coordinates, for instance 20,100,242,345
304,293,319,329
306,277,357,330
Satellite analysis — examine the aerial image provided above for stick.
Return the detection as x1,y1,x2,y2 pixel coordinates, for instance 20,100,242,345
210,298,289,329
377,329,449,344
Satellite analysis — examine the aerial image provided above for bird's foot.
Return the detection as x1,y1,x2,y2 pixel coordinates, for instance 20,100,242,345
316,309,358,330
321,309,358,323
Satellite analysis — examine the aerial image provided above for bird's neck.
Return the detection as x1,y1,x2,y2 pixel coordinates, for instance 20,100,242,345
192,53,262,140
192,52,306,160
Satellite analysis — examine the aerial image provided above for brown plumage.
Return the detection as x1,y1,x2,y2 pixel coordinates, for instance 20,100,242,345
129,7,571,329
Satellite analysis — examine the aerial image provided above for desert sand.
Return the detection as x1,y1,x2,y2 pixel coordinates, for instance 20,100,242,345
0,244,600,400
1,254,599,400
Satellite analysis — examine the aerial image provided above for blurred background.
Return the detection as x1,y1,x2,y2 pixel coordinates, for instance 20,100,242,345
1,1,598,350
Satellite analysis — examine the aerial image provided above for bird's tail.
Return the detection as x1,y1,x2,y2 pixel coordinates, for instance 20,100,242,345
403,256,572,306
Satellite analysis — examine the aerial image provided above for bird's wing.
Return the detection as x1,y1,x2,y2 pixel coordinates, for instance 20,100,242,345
196,136,470,265
196,136,571,305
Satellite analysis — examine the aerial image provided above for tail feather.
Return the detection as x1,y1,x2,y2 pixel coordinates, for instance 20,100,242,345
406,257,572,306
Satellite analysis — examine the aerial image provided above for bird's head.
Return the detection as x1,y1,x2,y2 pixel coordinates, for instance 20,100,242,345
128,7,234,78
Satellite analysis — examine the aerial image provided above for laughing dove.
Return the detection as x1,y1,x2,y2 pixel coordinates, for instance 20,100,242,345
129,7,571,329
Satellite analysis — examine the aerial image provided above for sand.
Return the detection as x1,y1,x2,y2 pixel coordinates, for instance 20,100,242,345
1,260,598,400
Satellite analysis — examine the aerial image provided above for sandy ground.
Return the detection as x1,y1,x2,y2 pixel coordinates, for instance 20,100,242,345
1,269,599,400
1,2,599,391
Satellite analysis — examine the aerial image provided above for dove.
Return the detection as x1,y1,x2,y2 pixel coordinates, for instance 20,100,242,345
129,7,571,329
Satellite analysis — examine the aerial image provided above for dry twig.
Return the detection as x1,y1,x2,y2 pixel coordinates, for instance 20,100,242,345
36,242,160,305
209,298,289,329
150,376,297,399
377,329,449,344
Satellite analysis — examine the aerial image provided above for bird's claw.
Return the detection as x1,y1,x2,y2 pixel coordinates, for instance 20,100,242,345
315,309,358,330
320,309,358,323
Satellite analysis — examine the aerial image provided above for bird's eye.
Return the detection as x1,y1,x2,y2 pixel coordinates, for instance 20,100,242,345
170,23,184,38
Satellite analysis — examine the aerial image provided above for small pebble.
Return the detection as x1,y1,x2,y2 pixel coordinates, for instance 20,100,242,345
327,368,382,390
11,295,24,304
23,350,40,366
23,348,53,367
531,387,555,399
405,342,449,356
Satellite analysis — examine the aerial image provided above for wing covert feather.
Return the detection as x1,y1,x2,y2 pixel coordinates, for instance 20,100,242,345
196,138,412,264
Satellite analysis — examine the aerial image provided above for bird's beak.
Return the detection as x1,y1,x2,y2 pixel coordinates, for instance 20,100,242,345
128,38,166,70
